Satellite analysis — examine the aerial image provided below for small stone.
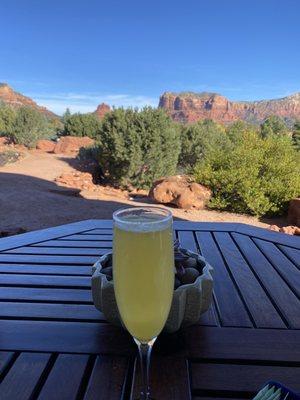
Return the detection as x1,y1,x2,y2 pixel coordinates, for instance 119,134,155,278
101,267,113,276
175,263,186,278
184,257,197,268
174,277,181,289
181,268,200,284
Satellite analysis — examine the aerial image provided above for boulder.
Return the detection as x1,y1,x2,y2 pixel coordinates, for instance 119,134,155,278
36,139,56,152
288,198,300,227
280,226,300,235
268,225,300,235
149,175,211,209
53,136,94,154
269,225,280,232
55,171,95,190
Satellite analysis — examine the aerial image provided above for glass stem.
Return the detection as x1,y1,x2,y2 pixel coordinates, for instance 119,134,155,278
134,337,156,400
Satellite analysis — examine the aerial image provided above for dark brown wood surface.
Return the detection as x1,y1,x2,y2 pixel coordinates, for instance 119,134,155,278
0,219,299,399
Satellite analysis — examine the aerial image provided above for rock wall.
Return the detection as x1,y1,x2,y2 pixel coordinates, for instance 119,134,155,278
0,83,57,118
159,91,300,124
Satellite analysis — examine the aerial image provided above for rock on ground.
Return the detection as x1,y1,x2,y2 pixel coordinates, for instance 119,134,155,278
149,175,211,209
53,136,94,154
269,225,300,235
36,139,56,152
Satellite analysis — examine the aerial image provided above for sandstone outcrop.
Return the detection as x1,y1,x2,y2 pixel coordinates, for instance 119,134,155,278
53,136,94,154
36,140,56,152
269,225,300,235
94,103,111,118
159,91,300,124
55,171,129,200
0,83,57,118
149,175,211,209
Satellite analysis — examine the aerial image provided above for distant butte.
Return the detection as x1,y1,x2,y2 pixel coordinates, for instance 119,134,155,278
0,83,57,119
94,103,111,118
158,91,300,124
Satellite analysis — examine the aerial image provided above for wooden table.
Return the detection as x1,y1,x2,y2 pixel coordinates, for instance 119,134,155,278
0,220,299,399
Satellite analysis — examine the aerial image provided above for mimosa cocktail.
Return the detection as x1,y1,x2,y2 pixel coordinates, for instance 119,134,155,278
113,207,174,399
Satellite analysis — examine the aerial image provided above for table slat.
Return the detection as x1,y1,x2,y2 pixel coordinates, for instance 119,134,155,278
0,274,90,288
61,234,112,241
253,238,300,298
214,232,285,328
278,245,300,268
232,233,300,328
177,231,198,252
191,362,300,394
84,356,128,400
0,254,98,265
3,247,108,256
131,356,191,400
0,302,103,321
33,240,112,248
195,232,252,327
0,352,51,400
0,287,92,303
38,354,90,400
0,351,15,377
0,264,91,276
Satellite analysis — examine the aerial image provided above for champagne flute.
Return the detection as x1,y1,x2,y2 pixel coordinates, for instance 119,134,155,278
113,207,174,400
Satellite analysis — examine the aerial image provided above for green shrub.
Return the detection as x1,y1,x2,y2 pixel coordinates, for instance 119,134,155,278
260,115,290,138
292,121,300,150
194,131,300,216
10,106,55,148
92,107,180,189
0,103,16,136
226,120,259,142
179,119,228,169
63,112,101,138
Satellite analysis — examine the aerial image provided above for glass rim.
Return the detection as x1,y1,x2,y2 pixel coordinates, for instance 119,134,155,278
113,206,172,227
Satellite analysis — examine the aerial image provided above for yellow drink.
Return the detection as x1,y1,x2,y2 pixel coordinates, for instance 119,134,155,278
113,212,174,343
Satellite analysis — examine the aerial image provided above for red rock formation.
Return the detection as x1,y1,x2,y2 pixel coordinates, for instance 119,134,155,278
149,175,211,209
0,83,57,118
159,91,300,124
53,136,94,154
36,140,56,152
269,225,300,235
94,103,111,118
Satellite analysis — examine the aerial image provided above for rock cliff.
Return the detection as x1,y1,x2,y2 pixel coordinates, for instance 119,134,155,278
0,83,57,118
159,91,300,124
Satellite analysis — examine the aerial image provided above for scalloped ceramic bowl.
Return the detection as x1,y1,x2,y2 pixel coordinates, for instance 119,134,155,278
91,249,213,333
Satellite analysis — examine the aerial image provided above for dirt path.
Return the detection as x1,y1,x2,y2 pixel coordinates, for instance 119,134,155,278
0,151,286,233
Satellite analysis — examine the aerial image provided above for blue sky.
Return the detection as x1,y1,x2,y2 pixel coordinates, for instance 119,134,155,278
1,0,300,114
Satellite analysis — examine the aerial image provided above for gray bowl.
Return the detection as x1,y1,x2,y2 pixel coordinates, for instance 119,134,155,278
91,250,213,333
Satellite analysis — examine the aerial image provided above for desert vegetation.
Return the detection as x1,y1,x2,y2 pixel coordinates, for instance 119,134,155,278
1,100,299,217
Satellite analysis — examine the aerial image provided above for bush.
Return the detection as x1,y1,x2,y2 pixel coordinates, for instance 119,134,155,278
292,121,300,150
260,115,290,138
10,106,55,148
226,120,259,142
63,113,101,138
0,103,16,136
193,131,300,216
92,107,180,188
179,119,228,169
